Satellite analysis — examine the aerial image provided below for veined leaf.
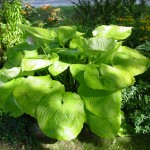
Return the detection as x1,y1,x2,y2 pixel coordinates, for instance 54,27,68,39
87,37,116,51
0,67,21,81
78,84,121,138
18,24,56,41
113,46,150,76
21,58,52,71
48,61,70,76
84,64,135,91
56,26,76,46
0,78,25,110
93,25,132,40
37,92,85,140
6,42,38,66
13,76,65,117
70,64,86,83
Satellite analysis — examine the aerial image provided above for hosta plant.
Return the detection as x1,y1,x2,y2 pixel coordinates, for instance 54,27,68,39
0,24,149,140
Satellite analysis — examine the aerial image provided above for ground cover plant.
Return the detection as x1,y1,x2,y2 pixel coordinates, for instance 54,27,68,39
0,24,149,141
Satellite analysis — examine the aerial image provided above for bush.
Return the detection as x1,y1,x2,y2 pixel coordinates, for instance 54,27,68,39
122,80,150,134
72,0,147,37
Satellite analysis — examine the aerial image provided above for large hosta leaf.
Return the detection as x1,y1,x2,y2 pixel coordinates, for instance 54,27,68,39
6,42,38,66
13,76,65,117
113,46,150,76
84,64,135,91
78,84,121,138
88,37,116,51
0,67,21,80
18,24,56,41
0,78,24,117
2,93,24,118
93,25,132,40
56,26,76,46
70,64,86,83
37,92,85,140
48,61,70,76
21,58,53,71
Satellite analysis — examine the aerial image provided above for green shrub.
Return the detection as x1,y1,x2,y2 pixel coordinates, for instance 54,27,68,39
122,80,150,134
72,0,147,37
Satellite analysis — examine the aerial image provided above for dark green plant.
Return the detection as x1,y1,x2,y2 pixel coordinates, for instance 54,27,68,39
0,24,149,140
72,0,148,37
122,80,150,134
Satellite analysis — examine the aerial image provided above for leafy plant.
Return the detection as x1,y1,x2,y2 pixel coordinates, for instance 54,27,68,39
122,80,150,134
0,24,149,140
1,0,25,48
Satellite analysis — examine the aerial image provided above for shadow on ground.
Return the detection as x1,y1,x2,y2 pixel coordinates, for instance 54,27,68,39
0,114,150,150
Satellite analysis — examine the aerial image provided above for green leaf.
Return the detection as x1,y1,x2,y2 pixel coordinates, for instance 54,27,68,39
70,64,86,83
84,64,135,91
13,76,65,117
21,58,53,71
93,25,132,40
37,92,85,140
0,78,25,109
56,26,76,46
18,24,56,41
6,42,38,66
2,93,24,118
48,61,70,76
69,37,91,53
0,67,21,80
87,37,116,51
78,84,121,138
113,46,150,76
0,79,15,108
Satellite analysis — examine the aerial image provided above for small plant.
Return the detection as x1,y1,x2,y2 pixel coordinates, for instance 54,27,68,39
0,24,149,140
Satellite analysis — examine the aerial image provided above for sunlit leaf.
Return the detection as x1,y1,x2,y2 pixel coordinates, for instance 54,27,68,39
78,84,121,138
56,26,76,46
84,64,135,91
93,25,132,40
48,61,70,76
113,46,150,76
21,58,52,71
37,92,85,140
13,76,65,117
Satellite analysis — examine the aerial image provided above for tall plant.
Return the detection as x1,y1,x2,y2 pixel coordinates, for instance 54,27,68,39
0,24,149,140
1,0,24,48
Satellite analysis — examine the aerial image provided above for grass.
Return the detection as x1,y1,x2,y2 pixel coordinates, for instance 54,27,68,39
0,114,150,150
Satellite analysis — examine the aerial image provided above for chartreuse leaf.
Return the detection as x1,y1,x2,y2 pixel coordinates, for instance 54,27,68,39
48,61,70,76
70,64,86,83
84,64,135,91
21,58,52,71
1,78,25,117
18,24,56,41
6,42,38,66
13,76,65,117
36,92,85,140
0,78,25,116
113,46,150,76
78,84,121,138
0,79,15,108
56,26,76,46
88,37,116,51
93,25,132,40
0,67,21,81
